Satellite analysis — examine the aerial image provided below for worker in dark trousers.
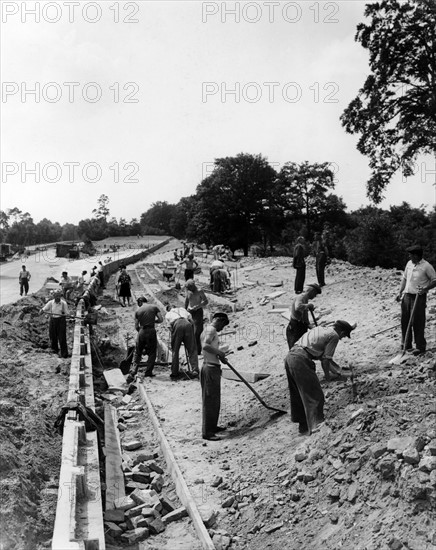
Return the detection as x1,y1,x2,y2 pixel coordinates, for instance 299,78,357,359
313,233,330,287
19,265,31,296
285,320,356,435
165,306,199,379
127,296,163,382
293,236,306,294
200,312,230,441
286,283,321,349
40,290,69,358
184,279,209,354
396,244,436,355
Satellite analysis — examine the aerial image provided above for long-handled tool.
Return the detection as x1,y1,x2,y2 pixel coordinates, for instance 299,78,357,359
174,266,182,290
310,309,318,326
220,357,287,415
389,294,419,364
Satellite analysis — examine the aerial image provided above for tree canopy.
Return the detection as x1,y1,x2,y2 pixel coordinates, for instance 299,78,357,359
341,0,436,203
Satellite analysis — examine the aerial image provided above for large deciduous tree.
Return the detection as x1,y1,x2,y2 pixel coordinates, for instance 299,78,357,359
140,201,177,234
341,0,436,203
192,153,277,255
277,161,337,237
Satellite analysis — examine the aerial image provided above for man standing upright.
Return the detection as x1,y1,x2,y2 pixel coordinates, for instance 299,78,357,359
200,312,230,441
185,279,209,354
396,244,436,355
293,236,306,294
127,296,163,382
40,290,69,358
19,265,31,296
286,283,321,350
313,233,329,287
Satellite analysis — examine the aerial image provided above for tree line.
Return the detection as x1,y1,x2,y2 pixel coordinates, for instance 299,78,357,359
1,1,434,268
1,154,434,270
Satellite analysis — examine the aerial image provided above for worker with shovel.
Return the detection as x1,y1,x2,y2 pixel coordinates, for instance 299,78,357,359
40,290,70,358
396,244,436,356
200,312,230,441
286,283,321,350
284,320,356,435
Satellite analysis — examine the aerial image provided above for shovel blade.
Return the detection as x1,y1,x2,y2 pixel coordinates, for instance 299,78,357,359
389,352,408,365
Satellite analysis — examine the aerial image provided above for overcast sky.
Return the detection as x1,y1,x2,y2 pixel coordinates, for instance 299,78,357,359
1,0,435,225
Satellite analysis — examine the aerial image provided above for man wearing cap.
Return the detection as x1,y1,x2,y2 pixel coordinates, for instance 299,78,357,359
40,290,69,358
284,320,356,435
396,245,436,355
127,296,163,382
286,283,322,350
165,305,199,379
200,312,230,441
185,279,209,354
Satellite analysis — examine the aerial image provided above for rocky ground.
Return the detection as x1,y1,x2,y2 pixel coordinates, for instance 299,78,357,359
1,246,435,550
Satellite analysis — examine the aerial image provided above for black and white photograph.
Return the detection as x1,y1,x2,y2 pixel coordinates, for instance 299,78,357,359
1,1,435,549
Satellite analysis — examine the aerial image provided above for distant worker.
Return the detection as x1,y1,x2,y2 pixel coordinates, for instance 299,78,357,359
76,270,88,293
40,290,69,358
313,233,330,287
209,259,224,288
286,283,321,350
59,271,74,300
165,305,199,379
127,296,163,382
396,244,436,355
19,265,31,296
179,253,199,281
173,249,180,261
284,320,356,435
116,265,132,307
213,267,230,293
200,312,230,441
97,261,105,289
185,279,209,354
293,236,306,294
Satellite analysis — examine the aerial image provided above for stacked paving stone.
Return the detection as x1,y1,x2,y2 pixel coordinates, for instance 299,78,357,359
104,449,188,544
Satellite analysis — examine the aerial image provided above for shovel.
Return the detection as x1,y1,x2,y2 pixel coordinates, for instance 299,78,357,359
310,309,318,326
389,294,419,364
220,357,287,415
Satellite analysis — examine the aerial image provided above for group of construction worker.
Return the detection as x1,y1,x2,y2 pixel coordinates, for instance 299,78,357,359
285,242,436,435
26,237,435,441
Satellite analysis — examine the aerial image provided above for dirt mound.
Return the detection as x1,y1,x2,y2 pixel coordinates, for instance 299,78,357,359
0,291,69,550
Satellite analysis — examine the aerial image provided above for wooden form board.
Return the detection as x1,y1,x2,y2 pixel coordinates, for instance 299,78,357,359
104,404,125,510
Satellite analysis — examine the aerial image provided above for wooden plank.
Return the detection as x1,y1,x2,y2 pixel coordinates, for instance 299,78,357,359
267,309,288,314
104,404,125,510
138,384,215,550
221,367,270,383
264,290,285,299
104,369,128,392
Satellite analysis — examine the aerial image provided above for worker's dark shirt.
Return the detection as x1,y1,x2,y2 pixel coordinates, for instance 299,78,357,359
135,304,160,328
